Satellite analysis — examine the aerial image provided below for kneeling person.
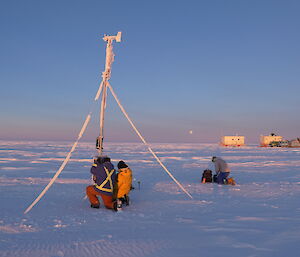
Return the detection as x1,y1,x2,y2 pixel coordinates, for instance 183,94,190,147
86,156,117,211
115,161,132,209
212,156,230,184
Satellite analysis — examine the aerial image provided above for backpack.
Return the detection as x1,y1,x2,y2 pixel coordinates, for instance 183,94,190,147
201,169,213,183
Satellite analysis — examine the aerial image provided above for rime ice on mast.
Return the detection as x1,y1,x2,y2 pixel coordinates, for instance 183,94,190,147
96,32,122,156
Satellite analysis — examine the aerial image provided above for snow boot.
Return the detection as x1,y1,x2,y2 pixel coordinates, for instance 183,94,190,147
124,195,130,206
113,201,119,212
227,177,236,185
117,199,123,211
119,195,130,206
90,204,100,209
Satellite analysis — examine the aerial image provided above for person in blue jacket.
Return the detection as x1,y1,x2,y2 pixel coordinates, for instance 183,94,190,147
86,156,117,211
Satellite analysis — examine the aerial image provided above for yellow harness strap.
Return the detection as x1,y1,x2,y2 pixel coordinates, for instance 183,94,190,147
95,167,115,192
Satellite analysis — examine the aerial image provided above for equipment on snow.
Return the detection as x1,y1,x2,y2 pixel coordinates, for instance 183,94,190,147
202,169,213,183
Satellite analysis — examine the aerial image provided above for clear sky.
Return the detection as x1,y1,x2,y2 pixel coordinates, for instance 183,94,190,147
1,0,299,144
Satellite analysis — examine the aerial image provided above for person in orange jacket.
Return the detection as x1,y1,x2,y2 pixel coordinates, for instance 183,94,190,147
115,160,132,210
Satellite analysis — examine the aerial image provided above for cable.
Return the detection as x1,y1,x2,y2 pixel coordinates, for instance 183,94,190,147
107,82,193,199
24,81,103,214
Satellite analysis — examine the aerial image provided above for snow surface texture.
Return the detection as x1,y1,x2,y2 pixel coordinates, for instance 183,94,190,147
0,140,299,257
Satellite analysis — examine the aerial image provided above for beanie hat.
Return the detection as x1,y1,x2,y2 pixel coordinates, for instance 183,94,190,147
97,156,110,164
118,160,128,169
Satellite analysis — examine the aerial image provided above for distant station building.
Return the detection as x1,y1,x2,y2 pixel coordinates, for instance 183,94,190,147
260,133,282,147
220,136,245,147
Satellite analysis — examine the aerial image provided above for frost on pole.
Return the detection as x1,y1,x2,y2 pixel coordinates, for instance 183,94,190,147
97,32,122,156
101,32,122,81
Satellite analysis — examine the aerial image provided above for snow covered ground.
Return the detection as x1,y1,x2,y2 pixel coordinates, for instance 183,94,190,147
0,140,299,257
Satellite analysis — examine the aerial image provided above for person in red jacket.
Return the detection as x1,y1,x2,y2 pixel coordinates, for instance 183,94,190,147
86,156,117,211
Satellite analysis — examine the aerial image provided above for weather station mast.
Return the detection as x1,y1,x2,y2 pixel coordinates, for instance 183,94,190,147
96,32,122,156
24,31,192,215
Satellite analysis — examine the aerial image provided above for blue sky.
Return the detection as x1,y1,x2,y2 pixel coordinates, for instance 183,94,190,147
1,0,299,143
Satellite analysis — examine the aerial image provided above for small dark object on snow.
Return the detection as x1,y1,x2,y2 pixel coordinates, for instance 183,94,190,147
90,204,100,209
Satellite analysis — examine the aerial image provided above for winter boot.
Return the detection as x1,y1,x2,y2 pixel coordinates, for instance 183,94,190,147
113,201,118,212
117,199,123,211
90,204,100,209
124,195,130,206
227,177,236,185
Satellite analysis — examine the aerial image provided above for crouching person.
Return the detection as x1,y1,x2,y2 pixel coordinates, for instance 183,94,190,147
212,156,230,184
115,160,132,210
86,156,117,211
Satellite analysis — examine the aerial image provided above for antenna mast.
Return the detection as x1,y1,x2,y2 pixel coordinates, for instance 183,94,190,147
96,32,122,156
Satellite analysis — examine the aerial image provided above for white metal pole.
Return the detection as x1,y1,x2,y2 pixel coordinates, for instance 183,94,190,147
97,32,122,156
98,81,107,156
